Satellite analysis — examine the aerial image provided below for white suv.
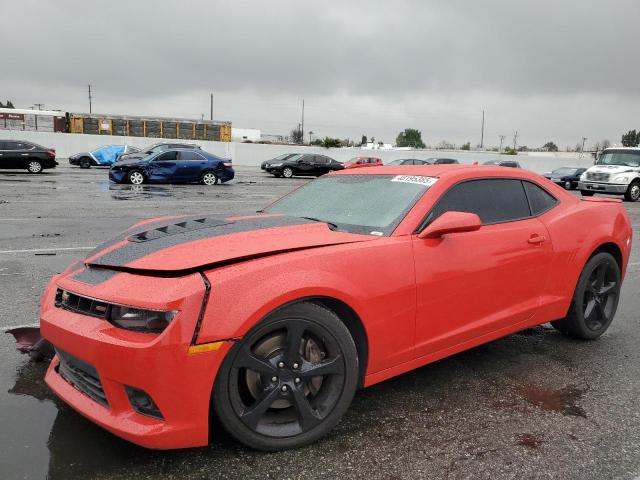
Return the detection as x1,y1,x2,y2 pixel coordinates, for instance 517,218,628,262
578,147,640,202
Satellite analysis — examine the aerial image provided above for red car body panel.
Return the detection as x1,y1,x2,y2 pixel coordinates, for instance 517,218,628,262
343,156,383,169
40,165,633,449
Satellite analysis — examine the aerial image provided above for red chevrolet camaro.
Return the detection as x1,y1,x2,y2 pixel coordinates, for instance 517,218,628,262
40,165,632,451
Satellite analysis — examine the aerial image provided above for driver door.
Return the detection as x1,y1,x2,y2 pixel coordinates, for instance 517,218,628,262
412,178,554,358
147,151,179,182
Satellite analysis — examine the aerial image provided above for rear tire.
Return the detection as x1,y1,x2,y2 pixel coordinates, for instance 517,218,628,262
80,158,92,169
580,190,595,197
213,302,359,451
551,252,621,340
624,180,640,202
127,170,145,185
27,161,43,174
201,171,219,185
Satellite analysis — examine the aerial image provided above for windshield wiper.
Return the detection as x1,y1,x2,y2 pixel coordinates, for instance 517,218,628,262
300,216,338,230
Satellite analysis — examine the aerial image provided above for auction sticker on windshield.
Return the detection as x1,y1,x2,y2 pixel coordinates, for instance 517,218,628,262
391,175,438,186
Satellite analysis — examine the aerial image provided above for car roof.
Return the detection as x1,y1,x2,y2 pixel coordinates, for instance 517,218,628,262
331,164,547,182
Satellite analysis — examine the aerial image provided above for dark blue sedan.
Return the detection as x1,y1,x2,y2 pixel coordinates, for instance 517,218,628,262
109,149,234,185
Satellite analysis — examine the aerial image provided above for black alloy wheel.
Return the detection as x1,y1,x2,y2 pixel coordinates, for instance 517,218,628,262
80,158,92,169
213,302,358,451
551,252,621,339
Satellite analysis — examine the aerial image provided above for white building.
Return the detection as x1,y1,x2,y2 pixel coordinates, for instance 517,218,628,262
231,127,261,142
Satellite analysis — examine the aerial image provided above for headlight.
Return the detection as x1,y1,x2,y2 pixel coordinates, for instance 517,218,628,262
580,173,587,180
109,305,177,333
613,175,630,183
270,162,283,167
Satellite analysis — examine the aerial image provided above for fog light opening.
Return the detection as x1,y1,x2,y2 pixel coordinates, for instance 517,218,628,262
125,386,164,420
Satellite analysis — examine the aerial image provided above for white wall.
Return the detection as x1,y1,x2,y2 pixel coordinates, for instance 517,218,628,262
2,130,596,173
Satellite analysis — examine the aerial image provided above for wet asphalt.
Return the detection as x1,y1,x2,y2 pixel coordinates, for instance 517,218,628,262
0,164,639,480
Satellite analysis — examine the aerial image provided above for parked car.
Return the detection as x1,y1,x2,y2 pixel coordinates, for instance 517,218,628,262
578,147,640,201
0,140,57,173
343,156,383,169
118,142,202,162
109,149,234,185
40,165,631,451
261,153,298,170
387,158,432,165
265,153,343,177
543,167,587,190
430,158,459,164
69,145,140,169
483,160,521,168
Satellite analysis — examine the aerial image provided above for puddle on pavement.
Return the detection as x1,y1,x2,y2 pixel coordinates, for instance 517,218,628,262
519,384,587,418
107,183,175,200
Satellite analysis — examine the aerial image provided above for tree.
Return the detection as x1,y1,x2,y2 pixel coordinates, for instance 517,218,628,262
360,135,367,146
602,139,611,149
290,126,303,144
395,128,426,148
320,137,342,148
310,138,323,146
542,141,558,152
0,100,15,108
502,147,518,155
621,130,639,147
460,142,471,150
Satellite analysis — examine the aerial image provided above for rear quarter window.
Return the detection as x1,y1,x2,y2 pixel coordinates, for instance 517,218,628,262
523,181,557,215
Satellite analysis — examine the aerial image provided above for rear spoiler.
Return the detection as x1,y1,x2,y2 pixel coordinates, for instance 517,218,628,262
581,197,622,203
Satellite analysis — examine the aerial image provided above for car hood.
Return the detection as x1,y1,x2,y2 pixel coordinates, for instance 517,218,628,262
82,214,375,273
587,165,640,175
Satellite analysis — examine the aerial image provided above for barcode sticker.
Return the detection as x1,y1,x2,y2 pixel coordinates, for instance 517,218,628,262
391,175,438,186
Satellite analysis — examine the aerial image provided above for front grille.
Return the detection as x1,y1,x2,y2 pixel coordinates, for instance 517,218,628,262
586,172,610,182
55,289,109,319
55,348,109,407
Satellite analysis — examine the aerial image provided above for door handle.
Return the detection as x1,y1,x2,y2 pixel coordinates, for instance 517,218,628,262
21,153,29,156
528,234,546,244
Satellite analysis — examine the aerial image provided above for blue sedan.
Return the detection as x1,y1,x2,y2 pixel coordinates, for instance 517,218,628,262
109,149,234,185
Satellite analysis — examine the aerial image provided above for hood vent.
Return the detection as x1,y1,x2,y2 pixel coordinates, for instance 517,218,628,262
128,217,234,243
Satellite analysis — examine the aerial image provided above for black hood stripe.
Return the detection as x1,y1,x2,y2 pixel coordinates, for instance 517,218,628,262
72,266,119,285
87,216,315,268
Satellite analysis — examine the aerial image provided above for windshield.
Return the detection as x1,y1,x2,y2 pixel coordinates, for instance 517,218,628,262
282,154,303,163
388,159,404,165
273,153,294,161
265,174,436,236
598,151,640,167
552,167,578,175
143,144,162,154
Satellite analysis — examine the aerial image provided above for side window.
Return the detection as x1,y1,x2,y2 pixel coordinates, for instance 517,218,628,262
179,151,205,161
3,142,17,150
428,179,531,225
155,151,178,161
0,141,7,150
523,181,557,215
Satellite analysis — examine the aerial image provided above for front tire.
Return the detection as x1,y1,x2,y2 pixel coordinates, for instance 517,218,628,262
564,181,572,190
213,302,359,451
580,190,595,197
201,171,219,186
27,160,43,173
551,252,621,340
624,180,640,202
282,167,294,178
127,170,145,185
80,157,92,169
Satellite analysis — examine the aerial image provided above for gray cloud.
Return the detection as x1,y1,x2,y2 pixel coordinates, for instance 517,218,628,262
1,0,639,147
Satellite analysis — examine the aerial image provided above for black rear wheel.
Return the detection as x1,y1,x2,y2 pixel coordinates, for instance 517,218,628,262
213,302,358,451
551,252,621,339
80,157,92,169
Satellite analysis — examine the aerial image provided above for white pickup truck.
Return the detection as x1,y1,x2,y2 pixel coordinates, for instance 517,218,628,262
578,147,640,202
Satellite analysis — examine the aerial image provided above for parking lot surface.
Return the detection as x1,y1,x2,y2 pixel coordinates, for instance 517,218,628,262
1,165,639,480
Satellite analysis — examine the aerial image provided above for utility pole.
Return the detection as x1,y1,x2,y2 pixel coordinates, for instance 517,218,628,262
498,135,505,152
309,131,314,144
210,92,213,121
480,110,485,149
513,131,519,150
581,137,587,153
33,103,44,110
301,99,305,145
88,84,92,114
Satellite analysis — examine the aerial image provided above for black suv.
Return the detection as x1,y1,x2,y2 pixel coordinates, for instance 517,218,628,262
0,140,58,173
265,153,343,177
119,142,201,162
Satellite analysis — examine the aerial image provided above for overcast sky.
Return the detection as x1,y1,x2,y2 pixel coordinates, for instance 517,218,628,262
2,0,639,148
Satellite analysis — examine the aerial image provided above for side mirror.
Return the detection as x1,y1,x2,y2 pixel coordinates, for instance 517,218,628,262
418,211,482,239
